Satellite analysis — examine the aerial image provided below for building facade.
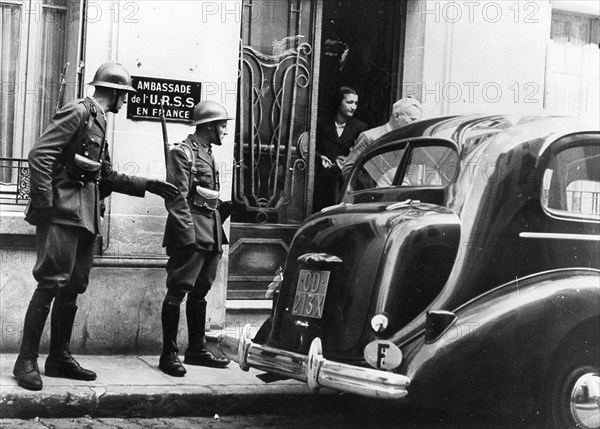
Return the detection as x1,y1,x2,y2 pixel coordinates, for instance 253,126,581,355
1,0,598,353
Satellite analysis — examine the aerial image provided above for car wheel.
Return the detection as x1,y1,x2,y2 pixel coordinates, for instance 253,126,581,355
544,342,599,429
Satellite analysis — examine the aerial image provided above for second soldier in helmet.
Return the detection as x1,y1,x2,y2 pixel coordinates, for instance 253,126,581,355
159,100,233,375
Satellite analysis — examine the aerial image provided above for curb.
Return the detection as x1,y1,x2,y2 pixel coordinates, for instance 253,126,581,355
1,385,346,419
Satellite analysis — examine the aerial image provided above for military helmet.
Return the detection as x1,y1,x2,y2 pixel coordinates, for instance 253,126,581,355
190,101,232,126
88,62,136,92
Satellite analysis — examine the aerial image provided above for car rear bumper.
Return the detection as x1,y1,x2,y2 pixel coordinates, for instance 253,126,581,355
217,325,411,400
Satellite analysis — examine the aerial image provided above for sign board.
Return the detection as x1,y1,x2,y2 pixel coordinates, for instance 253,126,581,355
126,76,201,123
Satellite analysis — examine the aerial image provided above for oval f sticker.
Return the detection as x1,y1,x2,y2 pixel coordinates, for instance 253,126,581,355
364,340,403,371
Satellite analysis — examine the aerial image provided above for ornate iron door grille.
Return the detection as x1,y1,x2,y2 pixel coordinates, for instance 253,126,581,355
232,0,317,225
228,0,321,299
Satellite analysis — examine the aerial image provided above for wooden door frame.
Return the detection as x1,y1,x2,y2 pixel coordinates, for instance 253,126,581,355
305,0,323,216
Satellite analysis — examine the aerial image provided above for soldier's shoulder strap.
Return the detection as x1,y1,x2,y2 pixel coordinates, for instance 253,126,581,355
59,99,97,166
171,140,197,193
78,98,97,135
172,140,196,171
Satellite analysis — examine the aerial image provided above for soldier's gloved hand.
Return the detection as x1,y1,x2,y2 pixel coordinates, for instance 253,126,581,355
146,179,180,200
217,200,232,222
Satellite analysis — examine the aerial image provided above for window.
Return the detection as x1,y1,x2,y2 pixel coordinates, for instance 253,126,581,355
542,144,600,220
1,0,82,200
348,147,406,191
348,144,458,192
403,146,458,187
545,10,600,113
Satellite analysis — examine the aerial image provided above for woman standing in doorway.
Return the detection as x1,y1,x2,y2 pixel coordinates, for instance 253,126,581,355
314,86,367,212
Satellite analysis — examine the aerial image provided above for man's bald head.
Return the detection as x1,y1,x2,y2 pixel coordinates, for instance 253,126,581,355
390,97,422,129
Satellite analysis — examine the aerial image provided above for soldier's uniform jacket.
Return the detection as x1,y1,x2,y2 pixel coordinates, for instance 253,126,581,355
27,97,147,234
162,133,226,252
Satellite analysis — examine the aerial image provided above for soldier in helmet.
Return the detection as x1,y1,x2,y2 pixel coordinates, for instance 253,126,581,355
159,100,233,376
12,62,179,391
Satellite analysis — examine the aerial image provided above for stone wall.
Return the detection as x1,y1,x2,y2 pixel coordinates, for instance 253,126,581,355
0,244,227,355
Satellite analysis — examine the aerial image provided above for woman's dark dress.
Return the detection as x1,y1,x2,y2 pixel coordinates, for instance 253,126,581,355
314,116,367,212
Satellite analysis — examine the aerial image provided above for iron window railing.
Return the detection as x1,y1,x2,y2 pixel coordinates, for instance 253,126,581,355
0,158,30,205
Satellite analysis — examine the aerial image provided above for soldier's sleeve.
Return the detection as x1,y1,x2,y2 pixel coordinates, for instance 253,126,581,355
99,147,147,198
27,102,84,208
341,132,370,180
165,146,195,247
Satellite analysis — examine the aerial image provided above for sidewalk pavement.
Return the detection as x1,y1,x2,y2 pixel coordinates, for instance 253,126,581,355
0,353,337,420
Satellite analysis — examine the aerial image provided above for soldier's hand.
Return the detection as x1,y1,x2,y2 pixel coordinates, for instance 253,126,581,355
217,200,232,221
146,179,180,200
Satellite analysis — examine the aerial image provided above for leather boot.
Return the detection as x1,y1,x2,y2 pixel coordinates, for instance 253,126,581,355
13,290,53,391
184,297,230,368
159,299,186,377
45,300,96,381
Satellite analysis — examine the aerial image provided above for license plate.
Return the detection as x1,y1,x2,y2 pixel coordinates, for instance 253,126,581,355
291,269,330,319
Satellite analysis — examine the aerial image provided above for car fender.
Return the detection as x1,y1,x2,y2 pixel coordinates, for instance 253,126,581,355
401,268,600,415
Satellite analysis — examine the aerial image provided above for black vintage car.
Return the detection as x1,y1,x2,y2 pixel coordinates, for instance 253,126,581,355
219,115,600,428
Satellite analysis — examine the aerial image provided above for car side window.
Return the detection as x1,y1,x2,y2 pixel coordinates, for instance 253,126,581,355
404,146,458,187
348,148,406,191
348,145,458,192
542,144,600,220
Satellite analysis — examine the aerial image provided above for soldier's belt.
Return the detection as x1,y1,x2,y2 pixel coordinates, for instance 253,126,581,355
192,186,219,211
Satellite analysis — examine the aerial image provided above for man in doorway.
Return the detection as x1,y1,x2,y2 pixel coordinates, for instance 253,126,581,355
341,97,422,180
159,101,232,377
13,62,179,391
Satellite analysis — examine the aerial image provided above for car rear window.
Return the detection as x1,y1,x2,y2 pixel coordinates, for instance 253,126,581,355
542,143,600,221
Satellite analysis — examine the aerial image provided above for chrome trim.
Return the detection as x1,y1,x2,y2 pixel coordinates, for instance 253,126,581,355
298,253,343,264
237,324,254,371
386,199,421,211
218,326,411,400
519,232,600,242
569,372,600,429
307,338,324,391
321,203,347,213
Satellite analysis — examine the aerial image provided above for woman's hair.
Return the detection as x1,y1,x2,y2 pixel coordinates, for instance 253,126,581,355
332,86,358,112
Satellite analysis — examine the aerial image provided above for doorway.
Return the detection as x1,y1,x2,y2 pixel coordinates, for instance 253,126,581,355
228,0,405,299
318,0,405,128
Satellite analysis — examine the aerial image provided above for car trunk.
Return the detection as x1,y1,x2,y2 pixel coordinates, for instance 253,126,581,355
268,204,389,358
267,203,460,362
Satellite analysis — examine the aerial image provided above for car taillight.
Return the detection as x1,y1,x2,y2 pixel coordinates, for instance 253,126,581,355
371,314,389,333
